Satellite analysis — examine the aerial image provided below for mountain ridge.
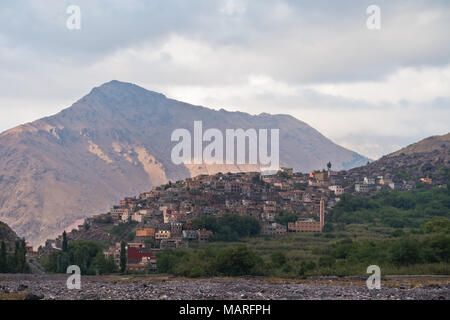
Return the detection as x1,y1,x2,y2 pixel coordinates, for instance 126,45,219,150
388,133,450,157
0,80,370,246
349,132,450,183
0,220,19,243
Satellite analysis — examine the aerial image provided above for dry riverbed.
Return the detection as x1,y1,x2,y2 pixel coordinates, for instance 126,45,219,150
0,274,449,300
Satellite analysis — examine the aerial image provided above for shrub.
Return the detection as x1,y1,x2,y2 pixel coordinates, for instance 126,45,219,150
192,214,260,242
41,240,116,275
424,217,450,234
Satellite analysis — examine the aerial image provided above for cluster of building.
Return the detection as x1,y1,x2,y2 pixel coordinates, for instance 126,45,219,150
47,166,432,271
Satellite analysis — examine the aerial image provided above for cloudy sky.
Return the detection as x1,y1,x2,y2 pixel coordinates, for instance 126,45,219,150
0,0,449,159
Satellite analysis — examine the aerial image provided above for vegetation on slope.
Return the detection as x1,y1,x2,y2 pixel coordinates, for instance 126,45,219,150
191,214,261,242
41,240,117,275
328,186,450,228
0,239,29,273
158,186,450,278
158,232,450,278
38,186,450,278
0,221,29,273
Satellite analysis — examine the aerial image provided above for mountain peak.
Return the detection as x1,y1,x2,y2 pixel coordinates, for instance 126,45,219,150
94,80,165,97
75,80,166,110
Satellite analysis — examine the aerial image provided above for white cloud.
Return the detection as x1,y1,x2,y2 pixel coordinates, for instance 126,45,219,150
313,65,450,104
0,1,449,160
220,0,246,16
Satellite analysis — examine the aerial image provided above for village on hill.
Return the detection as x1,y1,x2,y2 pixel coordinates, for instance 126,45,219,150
41,164,441,273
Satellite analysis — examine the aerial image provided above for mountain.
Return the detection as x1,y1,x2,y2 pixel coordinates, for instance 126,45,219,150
389,133,450,157
349,133,450,182
0,80,369,246
0,220,19,243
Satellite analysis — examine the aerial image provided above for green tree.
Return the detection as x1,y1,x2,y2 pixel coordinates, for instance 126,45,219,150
41,240,116,275
56,252,70,273
92,252,117,274
298,261,316,278
111,221,138,239
214,245,264,276
120,241,127,273
191,216,218,231
0,241,7,273
424,217,450,234
327,161,332,171
156,249,188,274
20,239,28,273
270,252,286,267
192,214,261,241
6,254,15,273
213,225,239,242
62,231,68,252
275,211,299,227
390,239,423,266
329,187,450,228
319,255,335,268
322,222,334,233
13,240,27,273
127,231,136,242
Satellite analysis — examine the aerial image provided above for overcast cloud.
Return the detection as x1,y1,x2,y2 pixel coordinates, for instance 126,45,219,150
0,0,449,159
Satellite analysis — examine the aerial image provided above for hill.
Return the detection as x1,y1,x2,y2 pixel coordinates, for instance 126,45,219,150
349,133,450,184
0,220,19,243
389,133,450,157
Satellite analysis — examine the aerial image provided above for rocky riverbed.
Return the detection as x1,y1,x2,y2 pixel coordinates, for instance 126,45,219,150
0,274,449,300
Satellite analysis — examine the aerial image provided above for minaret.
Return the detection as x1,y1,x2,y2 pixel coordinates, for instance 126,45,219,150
319,198,325,231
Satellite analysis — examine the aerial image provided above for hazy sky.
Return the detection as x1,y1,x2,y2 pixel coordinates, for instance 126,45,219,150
0,0,449,159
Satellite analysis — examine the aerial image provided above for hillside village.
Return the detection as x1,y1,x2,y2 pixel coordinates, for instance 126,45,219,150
41,163,445,273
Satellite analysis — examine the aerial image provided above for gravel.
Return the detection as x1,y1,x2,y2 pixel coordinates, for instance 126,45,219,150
0,274,449,300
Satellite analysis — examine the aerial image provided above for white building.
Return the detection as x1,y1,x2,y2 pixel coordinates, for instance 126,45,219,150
355,183,370,193
364,177,376,185
329,185,344,196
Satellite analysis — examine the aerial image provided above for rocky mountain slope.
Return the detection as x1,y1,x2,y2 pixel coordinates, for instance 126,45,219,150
389,133,450,157
0,220,19,243
0,80,369,246
349,133,450,183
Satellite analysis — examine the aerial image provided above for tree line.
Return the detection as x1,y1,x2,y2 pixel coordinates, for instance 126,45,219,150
156,232,450,278
0,239,29,273
191,213,261,241
328,186,450,228
157,245,265,277
41,232,117,275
